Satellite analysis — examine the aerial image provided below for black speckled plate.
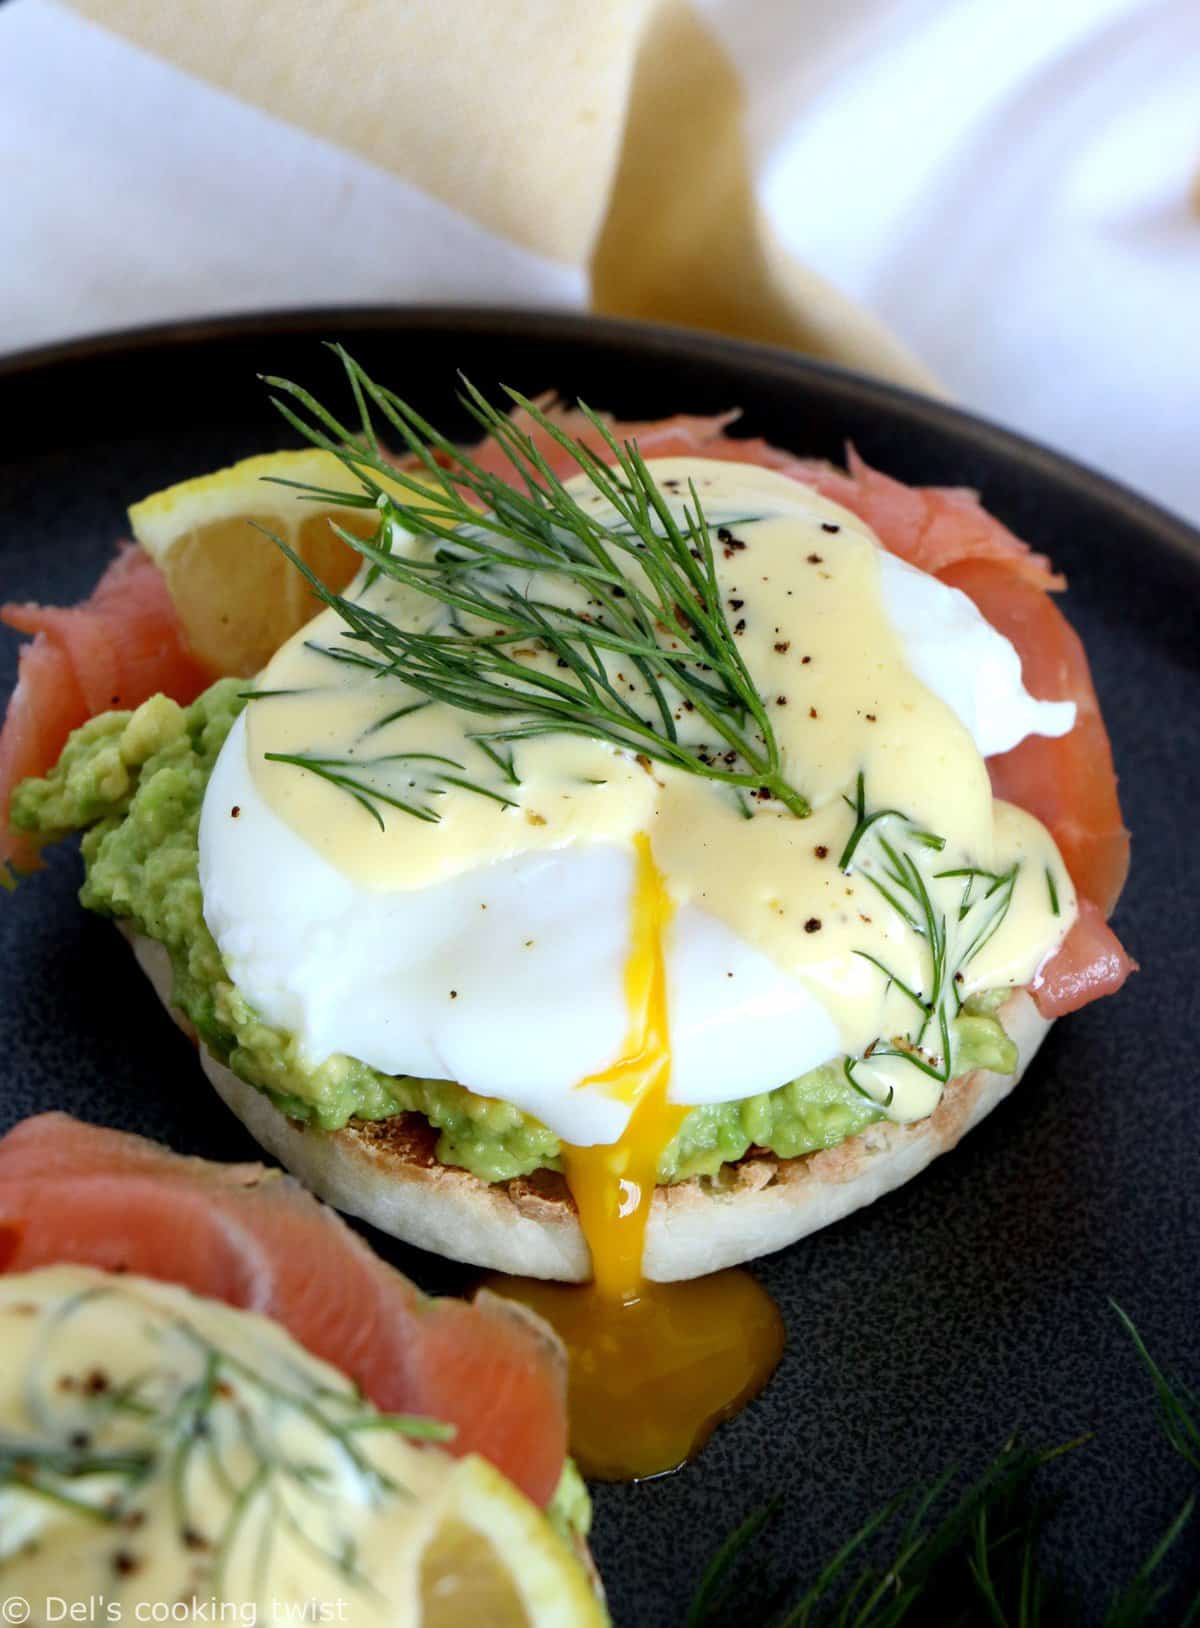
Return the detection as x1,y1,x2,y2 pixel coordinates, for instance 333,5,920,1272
2,310,1198,1625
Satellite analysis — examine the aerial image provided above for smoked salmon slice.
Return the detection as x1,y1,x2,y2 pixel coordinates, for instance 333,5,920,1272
457,407,1063,590
0,1113,568,1509
783,447,1064,592
1,545,210,873
461,402,741,482
0,636,87,874
1031,897,1136,1018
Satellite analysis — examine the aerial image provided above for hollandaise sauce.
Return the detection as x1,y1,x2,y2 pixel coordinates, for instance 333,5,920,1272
215,453,1079,1484
0,1268,458,1616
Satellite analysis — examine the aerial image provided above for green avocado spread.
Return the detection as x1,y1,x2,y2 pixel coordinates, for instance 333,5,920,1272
12,684,1018,1186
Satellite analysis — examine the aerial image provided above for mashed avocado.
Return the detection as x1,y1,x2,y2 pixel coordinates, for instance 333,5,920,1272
12,685,1018,1186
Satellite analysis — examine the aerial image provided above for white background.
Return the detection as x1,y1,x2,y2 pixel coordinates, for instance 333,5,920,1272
2,0,1197,525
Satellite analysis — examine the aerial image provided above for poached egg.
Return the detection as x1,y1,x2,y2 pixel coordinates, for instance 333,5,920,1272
200,459,1074,1144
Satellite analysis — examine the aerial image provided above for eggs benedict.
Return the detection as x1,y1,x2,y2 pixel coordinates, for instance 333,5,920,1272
0,1113,601,1622
5,360,1134,1480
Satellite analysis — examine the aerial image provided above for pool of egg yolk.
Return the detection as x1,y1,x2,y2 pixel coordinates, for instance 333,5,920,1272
486,835,784,1482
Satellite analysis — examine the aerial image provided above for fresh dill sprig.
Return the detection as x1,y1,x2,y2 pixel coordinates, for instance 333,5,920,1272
687,1500,783,1627
837,773,1018,1104
262,749,517,829
687,1307,1200,1628
1112,1303,1200,1473
0,1440,157,1523
253,346,811,821
687,1437,1077,1628
1100,1303,1200,1627
1046,867,1061,918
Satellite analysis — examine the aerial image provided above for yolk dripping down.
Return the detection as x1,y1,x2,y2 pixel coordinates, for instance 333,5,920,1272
565,831,682,1302
487,835,784,1482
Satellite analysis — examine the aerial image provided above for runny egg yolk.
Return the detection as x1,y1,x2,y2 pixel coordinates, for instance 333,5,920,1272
566,830,681,1303
487,835,784,1482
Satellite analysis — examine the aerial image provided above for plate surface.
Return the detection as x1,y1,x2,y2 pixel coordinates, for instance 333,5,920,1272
2,309,1198,1623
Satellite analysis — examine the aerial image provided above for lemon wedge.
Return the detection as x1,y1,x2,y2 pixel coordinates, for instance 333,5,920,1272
129,449,429,678
419,1454,607,1627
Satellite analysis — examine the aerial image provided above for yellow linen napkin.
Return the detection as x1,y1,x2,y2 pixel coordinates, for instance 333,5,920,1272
66,0,938,391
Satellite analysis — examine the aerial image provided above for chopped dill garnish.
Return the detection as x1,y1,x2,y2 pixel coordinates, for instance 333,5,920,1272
1,1285,453,1592
253,347,812,823
687,1306,1200,1627
838,773,1018,1104
1046,866,1061,916
262,749,517,829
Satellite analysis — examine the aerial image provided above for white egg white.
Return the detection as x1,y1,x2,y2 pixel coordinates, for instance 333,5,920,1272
877,551,1074,757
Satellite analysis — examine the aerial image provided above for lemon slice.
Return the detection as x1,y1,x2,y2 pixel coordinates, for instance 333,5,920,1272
419,1454,607,1627
129,449,429,678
